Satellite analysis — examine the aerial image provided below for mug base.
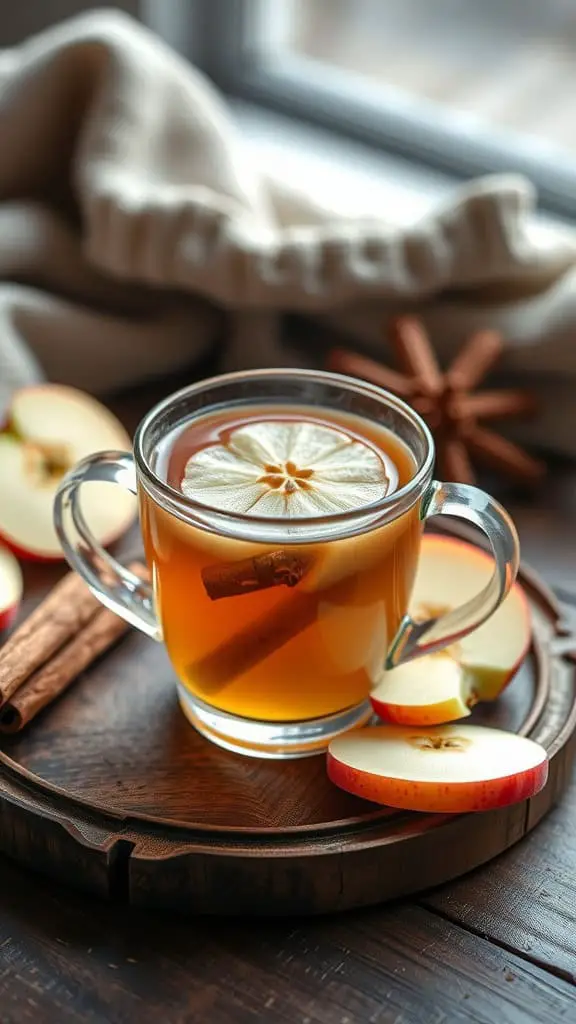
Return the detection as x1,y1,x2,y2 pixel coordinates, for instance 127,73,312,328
177,684,373,759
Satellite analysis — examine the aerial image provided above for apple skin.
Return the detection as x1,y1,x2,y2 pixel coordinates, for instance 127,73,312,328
0,601,20,632
0,520,132,564
0,546,23,630
326,752,548,814
373,694,470,728
370,535,532,727
0,533,63,564
0,526,133,565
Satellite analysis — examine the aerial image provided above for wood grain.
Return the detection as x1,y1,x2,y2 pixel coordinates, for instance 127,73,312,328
0,625,537,831
1,376,575,1020
423,774,576,983
0,537,573,916
0,853,573,1024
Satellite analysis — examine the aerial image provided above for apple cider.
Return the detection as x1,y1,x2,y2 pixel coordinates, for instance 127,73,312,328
139,405,422,723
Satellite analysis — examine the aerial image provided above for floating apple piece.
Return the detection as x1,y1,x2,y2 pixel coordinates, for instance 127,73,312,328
371,535,531,726
327,724,548,813
0,543,22,631
0,384,136,561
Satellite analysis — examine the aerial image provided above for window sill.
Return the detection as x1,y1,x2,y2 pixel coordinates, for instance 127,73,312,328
232,100,572,237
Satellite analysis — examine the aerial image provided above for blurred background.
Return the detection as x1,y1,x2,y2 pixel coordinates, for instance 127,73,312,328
5,0,576,218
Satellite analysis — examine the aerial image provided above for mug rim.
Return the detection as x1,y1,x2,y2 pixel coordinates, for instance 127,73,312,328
133,367,435,534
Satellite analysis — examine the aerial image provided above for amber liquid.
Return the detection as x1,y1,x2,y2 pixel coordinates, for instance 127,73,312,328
140,405,422,722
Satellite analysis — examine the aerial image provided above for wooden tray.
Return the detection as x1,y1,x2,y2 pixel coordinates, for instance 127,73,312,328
1,526,575,917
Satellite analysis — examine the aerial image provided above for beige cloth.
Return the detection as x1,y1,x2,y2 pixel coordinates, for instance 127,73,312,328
1,9,576,453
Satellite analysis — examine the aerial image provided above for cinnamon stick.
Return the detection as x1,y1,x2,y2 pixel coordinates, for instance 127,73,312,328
190,591,320,692
460,390,538,422
465,425,546,482
438,438,475,484
391,317,443,395
0,607,129,734
328,348,414,398
202,550,313,601
0,560,147,731
446,329,502,391
0,571,102,705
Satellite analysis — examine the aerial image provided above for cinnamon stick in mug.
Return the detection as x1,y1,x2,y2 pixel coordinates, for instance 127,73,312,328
202,549,313,600
190,590,319,692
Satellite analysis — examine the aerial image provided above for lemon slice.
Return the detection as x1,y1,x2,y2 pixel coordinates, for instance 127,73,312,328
181,420,394,518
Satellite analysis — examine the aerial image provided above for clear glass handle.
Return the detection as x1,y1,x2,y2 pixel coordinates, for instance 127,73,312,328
53,451,162,641
386,480,520,668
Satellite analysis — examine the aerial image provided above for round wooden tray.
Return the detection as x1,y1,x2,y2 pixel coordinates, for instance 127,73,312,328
1,526,575,916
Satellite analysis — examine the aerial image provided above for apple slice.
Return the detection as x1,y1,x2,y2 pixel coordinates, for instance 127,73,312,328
327,724,548,813
371,653,470,726
371,535,531,726
0,384,136,561
0,543,23,631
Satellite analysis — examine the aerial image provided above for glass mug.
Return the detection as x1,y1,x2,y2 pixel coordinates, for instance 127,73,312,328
53,369,519,758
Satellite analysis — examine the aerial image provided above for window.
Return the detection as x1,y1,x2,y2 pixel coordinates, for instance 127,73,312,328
196,0,576,217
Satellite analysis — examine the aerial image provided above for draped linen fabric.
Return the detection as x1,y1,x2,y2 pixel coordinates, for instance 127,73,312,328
1,10,576,453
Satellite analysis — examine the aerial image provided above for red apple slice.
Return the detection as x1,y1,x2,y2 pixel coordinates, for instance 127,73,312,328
0,544,22,631
0,384,136,561
327,724,548,813
371,653,470,726
371,535,531,726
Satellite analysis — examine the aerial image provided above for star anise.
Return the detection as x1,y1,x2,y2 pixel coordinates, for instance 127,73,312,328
328,316,545,485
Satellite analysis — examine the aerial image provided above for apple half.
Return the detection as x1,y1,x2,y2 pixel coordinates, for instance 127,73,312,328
0,543,23,631
327,724,548,813
0,384,136,561
371,535,531,726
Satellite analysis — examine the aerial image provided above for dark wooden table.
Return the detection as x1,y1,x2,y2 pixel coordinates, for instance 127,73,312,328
1,379,575,1024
